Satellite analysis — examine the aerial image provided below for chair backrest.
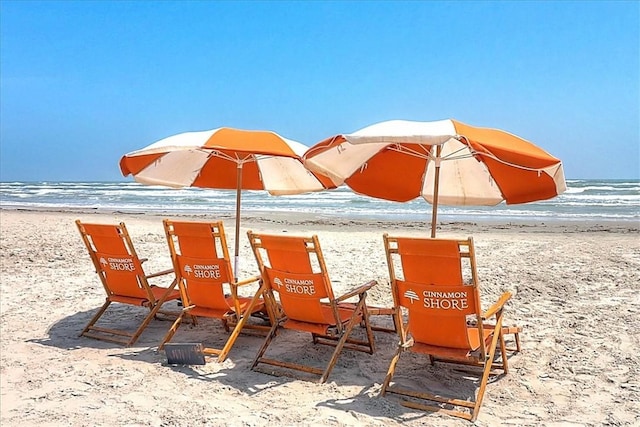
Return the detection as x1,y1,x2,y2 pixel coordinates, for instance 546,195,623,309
247,232,340,326
384,235,484,351
163,220,237,313
76,220,154,302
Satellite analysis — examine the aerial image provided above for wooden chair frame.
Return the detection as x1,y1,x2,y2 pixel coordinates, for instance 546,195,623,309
76,220,180,346
247,230,376,383
158,220,272,363
380,234,521,421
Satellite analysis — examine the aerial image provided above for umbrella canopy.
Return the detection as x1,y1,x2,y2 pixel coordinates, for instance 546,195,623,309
303,119,566,237
120,127,333,278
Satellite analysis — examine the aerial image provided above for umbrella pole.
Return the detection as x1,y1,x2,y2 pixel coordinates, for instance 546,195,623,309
234,163,243,282
431,145,442,238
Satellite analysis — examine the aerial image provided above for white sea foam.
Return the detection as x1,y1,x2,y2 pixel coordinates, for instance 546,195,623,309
1,180,638,221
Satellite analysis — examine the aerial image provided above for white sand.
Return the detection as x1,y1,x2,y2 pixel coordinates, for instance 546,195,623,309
1,209,639,426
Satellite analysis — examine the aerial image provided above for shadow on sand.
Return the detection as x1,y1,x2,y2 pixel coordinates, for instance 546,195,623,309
28,303,511,423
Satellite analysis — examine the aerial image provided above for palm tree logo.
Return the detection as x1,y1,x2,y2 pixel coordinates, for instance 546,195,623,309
99,257,108,269
273,277,284,288
404,289,419,304
183,265,193,276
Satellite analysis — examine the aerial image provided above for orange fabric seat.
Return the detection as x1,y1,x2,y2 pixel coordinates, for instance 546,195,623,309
411,327,494,361
76,220,180,346
247,231,376,383
158,220,271,363
283,303,362,335
380,235,521,422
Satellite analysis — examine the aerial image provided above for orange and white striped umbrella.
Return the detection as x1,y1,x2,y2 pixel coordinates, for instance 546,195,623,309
304,119,566,237
120,127,332,193
120,127,333,277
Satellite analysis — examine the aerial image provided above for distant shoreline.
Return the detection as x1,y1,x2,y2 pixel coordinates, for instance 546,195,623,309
2,206,638,235
2,180,638,224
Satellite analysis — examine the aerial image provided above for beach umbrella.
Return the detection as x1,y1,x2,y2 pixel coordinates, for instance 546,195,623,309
303,119,566,237
119,127,334,279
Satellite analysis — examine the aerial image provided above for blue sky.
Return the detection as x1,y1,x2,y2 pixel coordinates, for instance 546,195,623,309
1,1,638,181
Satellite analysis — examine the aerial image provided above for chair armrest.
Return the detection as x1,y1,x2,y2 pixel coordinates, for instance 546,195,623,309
482,291,512,320
234,275,261,287
145,268,174,279
336,280,377,302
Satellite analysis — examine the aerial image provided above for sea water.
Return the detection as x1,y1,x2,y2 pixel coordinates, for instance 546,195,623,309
0,179,638,223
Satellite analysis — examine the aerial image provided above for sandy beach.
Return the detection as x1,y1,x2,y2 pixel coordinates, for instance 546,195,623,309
1,208,639,426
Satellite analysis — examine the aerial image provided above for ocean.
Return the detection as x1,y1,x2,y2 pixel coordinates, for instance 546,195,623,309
0,180,638,223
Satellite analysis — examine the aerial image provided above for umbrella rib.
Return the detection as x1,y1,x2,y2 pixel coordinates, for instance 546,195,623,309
306,135,555,176
476,151,550,174
457,136,556,174
388,137,557,174
389,143,476,162
440,145,475,161
204,149,295,164
252,153,289,161
387,143,470,163
387,144,432,160
204,149,254,165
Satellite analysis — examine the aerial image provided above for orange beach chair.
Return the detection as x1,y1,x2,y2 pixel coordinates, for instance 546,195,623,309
159,220,271,363
76,220,180,346
247,231,376,383
380,235,521,421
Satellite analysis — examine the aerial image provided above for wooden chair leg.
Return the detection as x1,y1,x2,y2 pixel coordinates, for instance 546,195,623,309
128,302,163,346
251,321,280,370
380,346,403,396
319,300,368,383
471,320,503,421
218,290,265,363
360,299,376,354
498,330,509,374
158,311,186,351
80,299,111,337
